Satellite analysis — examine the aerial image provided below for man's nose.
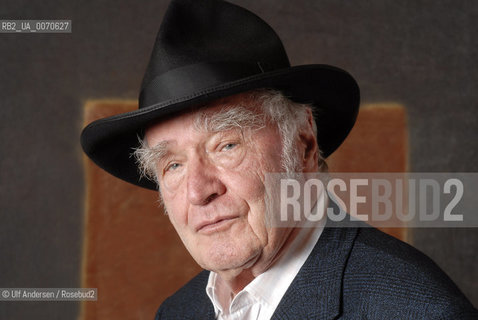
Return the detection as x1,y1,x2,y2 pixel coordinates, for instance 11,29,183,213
186,158,226,205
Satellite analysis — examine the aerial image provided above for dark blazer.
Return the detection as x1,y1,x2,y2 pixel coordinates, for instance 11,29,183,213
155,224,478,319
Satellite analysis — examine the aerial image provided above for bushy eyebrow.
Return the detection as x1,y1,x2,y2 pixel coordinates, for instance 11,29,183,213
134,139,175,181
150,140,175,163
193,106,266,132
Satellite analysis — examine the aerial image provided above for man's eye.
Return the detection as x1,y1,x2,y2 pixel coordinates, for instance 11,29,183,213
165,162,181,171
222,143,237,151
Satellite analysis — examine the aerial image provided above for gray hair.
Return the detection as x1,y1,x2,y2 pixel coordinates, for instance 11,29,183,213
133,89,327,185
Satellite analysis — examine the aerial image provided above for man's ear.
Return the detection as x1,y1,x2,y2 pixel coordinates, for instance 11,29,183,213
298,109,319,172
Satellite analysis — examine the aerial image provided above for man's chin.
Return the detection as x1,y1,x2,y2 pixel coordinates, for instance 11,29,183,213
199,250,261,276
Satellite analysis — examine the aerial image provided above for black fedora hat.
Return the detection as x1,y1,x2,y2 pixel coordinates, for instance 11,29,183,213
81,0,360,190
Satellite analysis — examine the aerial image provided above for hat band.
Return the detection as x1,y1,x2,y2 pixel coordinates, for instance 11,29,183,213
139,61,271,109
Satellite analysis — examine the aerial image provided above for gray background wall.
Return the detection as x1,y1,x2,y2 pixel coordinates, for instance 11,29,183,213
0,0,476,318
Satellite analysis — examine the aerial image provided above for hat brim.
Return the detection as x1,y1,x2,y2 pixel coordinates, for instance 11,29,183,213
81,64,360,190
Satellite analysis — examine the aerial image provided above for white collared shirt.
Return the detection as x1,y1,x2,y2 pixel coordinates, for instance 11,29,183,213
206,203,326,320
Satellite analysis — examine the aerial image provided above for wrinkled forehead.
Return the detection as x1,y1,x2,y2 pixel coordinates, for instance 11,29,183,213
144,91,266,144
198,91,262,114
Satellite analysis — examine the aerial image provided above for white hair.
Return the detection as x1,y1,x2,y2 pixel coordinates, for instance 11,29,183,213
133,89,327,186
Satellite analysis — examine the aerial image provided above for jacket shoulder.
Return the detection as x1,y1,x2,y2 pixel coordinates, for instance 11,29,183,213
155,270,214,320
343,227,477,319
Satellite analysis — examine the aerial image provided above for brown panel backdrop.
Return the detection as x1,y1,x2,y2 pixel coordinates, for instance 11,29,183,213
80,101,407,320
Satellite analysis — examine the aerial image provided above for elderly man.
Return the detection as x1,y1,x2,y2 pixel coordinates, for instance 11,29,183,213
81,0,477,319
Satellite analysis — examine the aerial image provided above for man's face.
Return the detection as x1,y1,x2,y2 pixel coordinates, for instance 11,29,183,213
144,93,295,276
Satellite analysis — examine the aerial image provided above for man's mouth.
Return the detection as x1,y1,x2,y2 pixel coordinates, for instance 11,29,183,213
196,216,239,234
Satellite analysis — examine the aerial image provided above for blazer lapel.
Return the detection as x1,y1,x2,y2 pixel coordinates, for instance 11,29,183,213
271,221,359,320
